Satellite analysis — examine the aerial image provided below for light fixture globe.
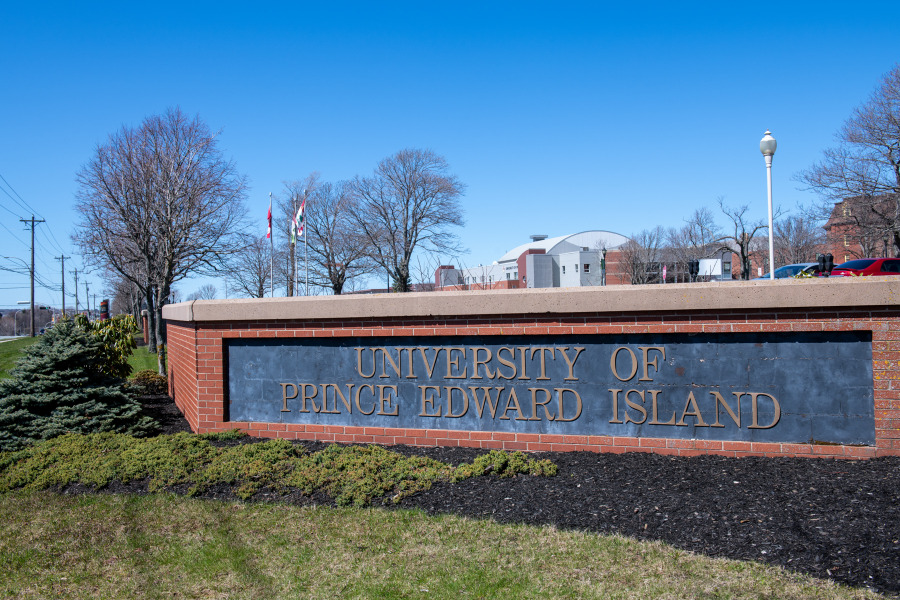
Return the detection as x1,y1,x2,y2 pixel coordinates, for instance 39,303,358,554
760,130,777,156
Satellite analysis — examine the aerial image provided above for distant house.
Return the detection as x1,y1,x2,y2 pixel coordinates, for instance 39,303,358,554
824,196,899,262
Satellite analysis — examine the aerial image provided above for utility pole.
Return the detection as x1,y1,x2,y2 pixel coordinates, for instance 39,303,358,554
21,215,45,337
56,255,70,316
72,268,80,313
85,281,90,320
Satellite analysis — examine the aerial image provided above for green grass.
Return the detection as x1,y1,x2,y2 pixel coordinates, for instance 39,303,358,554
0,491,883,600
0,336,39,379
127,343,160,374
0,334,156,379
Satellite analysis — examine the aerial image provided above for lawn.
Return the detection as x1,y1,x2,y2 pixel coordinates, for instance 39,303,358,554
0,491,883,600
1,335,158,379
128,343,160,374
0,337,39,379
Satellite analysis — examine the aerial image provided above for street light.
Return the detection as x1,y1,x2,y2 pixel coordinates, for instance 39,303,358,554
600,247,608,286
759,130,777,281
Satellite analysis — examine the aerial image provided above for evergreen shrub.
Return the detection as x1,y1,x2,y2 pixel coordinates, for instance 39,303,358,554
0,320,158,451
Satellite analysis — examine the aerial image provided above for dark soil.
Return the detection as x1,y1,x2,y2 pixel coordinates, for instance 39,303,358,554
87,395,900,595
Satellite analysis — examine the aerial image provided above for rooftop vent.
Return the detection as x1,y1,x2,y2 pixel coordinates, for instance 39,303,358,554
530,234,548,242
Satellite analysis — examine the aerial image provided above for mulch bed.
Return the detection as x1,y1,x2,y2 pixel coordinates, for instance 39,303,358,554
90,395,898,595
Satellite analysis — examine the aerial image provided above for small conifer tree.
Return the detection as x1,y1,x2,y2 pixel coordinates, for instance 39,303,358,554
0,320,158,451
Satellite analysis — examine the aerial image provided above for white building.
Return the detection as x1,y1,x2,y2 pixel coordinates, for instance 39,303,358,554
438,231,630,289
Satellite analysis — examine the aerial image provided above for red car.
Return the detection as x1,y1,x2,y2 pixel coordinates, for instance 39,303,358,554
827,258,900,276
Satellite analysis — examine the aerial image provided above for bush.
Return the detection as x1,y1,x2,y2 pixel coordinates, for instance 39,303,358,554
128,370,169,396
74,314,138,378
0,320,158,451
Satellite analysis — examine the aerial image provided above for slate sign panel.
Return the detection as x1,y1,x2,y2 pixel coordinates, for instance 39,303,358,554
226,331,875,445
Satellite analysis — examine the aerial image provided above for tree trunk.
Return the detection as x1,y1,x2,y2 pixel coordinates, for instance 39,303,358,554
153,285,167,376
146,287,158,353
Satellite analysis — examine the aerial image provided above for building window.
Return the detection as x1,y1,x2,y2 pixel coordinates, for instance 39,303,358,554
584,263,590,273
506,273,510,280
562,265,566,274
575,264,579,272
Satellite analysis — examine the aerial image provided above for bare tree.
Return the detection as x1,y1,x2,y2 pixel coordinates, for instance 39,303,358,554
773,214,826,266
350,149,466,292
717,198,777,280
299,180,376,294
797,64,900,255
74,107,248,374
620,227,665,285
667,207,724,282
226,235,273,298
186,284,217,301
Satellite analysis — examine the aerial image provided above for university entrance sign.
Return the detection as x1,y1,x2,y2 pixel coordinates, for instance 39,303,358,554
227,331,874,445
164,279,900,458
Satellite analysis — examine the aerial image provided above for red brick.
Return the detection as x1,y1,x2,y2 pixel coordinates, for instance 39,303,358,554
638,438,667,448
750,442,782,453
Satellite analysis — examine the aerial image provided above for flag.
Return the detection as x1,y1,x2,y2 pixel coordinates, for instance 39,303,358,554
294,198,306,239
266,201,272,239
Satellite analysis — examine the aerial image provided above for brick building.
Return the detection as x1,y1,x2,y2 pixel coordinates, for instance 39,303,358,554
824,196,899,263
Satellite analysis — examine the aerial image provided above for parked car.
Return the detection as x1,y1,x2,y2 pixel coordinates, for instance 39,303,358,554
827,258,900,277
753,262,820,280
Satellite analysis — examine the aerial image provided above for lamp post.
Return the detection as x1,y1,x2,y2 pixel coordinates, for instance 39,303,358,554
600,247,607,286
759,130,777,281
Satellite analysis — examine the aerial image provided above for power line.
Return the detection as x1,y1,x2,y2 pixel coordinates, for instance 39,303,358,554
0,221,29,248
0,172,39,217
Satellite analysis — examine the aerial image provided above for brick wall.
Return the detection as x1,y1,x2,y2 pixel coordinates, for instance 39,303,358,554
166,299,900,459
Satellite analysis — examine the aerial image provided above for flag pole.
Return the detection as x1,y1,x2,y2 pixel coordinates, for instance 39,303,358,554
305,190,309,296
269,192,274,297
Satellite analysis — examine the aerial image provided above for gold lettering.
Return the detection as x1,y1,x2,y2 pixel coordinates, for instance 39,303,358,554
676,391,708,427
624,389,647,424
355,384,376,415
710,391,741,428
555,388,583,422
402,347,417,379
377,385,399,416
530,347,554,380
419,385,441,417
471,347,494,379
418,347,442,378
528,387,555,421
280,383,298,412
319,384,340,414
356,347,376,378
444,386,469,417
496,347,517,380
611,347,638,382
608,389,624,424
748,393,781,429
558,347,585,381
470,386,504,418
300,383,320,413
517,347,531,380
445,347,468,379
638,346,665,382
499,388,527,420
648,389,676,425
323,383,353,414
379,347,402,378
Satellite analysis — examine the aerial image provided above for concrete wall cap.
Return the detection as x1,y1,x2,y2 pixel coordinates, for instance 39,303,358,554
161,278,900,323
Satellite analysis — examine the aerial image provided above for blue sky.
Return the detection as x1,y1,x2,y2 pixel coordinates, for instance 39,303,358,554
1,1,898,309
